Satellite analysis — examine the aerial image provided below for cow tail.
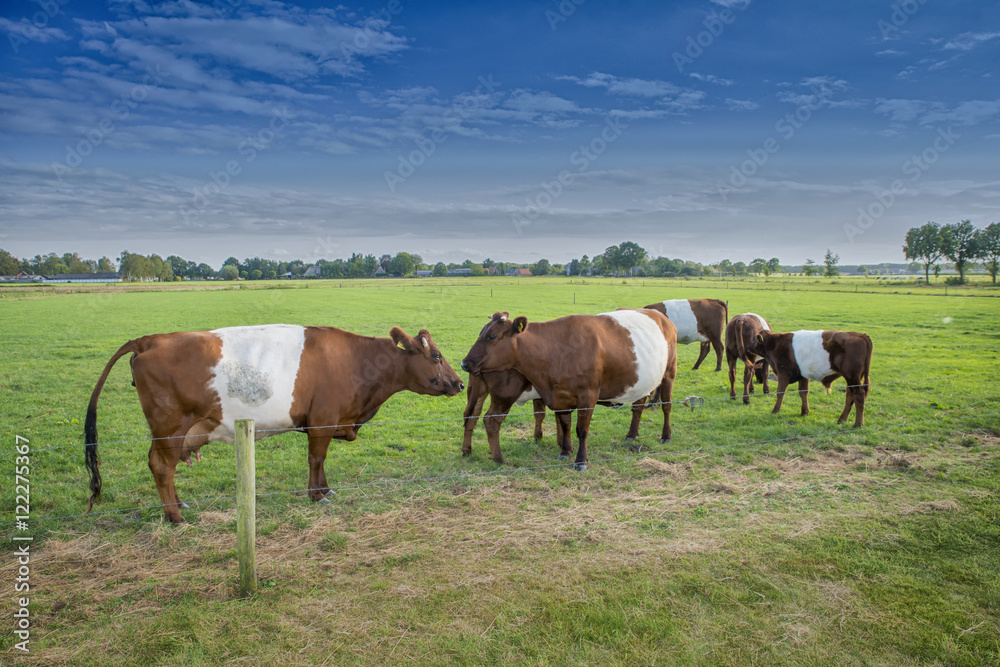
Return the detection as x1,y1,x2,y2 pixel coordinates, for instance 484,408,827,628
735,318,752,371
862,335,874,397
85,339,141,512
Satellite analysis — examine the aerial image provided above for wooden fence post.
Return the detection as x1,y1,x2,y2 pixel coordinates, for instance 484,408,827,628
234,418,257,597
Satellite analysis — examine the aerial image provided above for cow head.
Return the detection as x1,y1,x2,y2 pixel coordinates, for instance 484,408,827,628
461,311,527,375
754,331,777,366
390,327,464,396
753,358,768,385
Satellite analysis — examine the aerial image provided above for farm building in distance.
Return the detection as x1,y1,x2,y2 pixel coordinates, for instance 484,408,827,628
0,271,122,283
43,273,123,283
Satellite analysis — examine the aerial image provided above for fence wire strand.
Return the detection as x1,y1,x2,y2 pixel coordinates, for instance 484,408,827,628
2,370,992,456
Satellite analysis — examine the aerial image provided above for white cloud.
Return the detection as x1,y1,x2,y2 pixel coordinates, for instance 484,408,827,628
0,17,71,44
688,73,734,86
943,31,1000,51
726,98,759,111
875,98,1000,127
558,72,680,98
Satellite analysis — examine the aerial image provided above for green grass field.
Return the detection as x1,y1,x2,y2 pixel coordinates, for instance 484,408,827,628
2,277,999,665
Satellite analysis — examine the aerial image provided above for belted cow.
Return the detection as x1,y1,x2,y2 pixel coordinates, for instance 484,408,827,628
461,310,677,471
725,313,772,404
643,299,728,371
754,330,873,427
84,324,464,523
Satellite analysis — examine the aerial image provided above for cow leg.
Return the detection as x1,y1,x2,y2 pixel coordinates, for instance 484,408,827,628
624,396,646,441
554,411,573,459
307,433,334,501
461,381,488,457
483,397,516,464
838,384,855,425
742,363,753,405
573,408,593,471
761,362,771,395
692,341,711,370
711,336,724,371
798,379,810,416
149,438,184,523
532,399,546,440
771,378,790,414
854,384,866,428
659,372,674,444
727,356,738,401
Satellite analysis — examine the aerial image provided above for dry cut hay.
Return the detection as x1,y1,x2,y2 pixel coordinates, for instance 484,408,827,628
902,499,961,515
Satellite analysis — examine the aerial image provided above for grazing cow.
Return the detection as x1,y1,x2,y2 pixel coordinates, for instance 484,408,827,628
754,330,873,427
461,370,557,463
461,310,677,471
84,324,464,523
643,299,728,371
725,313,772,404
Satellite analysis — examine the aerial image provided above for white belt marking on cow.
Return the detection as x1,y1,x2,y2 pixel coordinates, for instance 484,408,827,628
658,299,706,344
599,310,671,404
514,386,541,406
791,330,834,382
746,313,770,331
209,324,306,441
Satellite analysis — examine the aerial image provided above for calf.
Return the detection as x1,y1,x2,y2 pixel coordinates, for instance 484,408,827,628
85,324,464,523
725,313,772,404
461,310,677,471
643,299,727,371
754,330,873,427
462,370,552,463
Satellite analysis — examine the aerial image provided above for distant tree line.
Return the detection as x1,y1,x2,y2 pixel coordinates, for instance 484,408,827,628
8,230,995,284
903,220,1000,284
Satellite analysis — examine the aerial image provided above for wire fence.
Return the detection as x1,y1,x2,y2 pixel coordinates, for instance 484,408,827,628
4,369,996,528
1,370,992,456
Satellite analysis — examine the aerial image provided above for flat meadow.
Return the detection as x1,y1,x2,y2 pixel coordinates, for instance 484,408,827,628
1,277,999,665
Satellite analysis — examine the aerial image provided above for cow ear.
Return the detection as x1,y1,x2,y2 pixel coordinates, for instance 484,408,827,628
511,316,528,335
390,326,415,352
755,333,764,346
492,311,509,322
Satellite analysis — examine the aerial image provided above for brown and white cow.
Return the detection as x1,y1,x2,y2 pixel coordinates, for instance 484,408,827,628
725,313,772,404
461,310,677,471
461,370,556,463
84,324,463,523
643,299,728,371
754,330,873,427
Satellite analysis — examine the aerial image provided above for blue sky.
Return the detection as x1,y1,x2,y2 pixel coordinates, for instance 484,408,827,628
1,0,998,267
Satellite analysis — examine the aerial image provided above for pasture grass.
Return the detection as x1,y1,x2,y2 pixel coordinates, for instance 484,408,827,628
1,276,999,664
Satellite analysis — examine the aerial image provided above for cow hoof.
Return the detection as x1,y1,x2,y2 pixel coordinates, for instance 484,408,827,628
660,438,671,444
318,497,331,504
556,454,569,460
573,463,586,472
325,490,336,497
